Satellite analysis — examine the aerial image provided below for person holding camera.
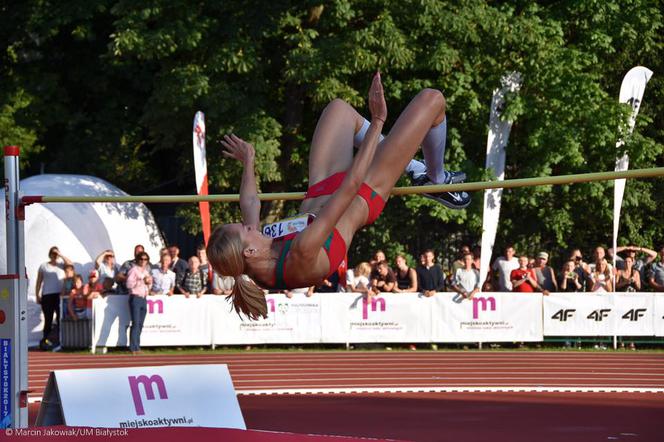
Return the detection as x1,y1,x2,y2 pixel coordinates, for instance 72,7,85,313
559,260,583,292
568,249,590,291
126,251,153,354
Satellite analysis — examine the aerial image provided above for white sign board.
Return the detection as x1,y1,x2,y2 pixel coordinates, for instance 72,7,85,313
613,293,655,336
433,292,543,342
543,293,615,336
214,293,322,344
320,293,434,343
36,364,245,429
654,294,664,337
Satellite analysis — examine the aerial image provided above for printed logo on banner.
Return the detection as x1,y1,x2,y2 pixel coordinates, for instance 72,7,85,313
1,339,11,429
265,298,277,313
551,309,576,321
622,308,647,321
472,296,496,319
587,309,611,321
147,299,164,314
362,297,386,320
128,375,168,416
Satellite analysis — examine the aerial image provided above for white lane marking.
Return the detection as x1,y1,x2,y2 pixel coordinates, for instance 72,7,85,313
27,385,664,403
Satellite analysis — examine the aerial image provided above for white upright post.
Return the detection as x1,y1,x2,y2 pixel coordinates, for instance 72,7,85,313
2,146,28,428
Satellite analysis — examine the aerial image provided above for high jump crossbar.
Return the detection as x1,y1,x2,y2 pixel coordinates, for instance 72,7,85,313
20,166,664,204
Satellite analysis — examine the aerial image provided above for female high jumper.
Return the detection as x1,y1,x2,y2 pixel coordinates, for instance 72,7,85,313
207,72,469,319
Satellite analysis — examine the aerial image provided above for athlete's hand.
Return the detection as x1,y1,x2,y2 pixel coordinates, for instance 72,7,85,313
368,72,387,123
221,134,255,165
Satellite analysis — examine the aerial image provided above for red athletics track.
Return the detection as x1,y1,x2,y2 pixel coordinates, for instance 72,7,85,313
28,351,664,441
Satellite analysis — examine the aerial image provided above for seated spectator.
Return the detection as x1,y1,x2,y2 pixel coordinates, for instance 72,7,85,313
648,246,664,291
116,244,146,294
348,262,372,295
559,260,583,292
371,261,396,295
197,243,211,293
86,270,104,300
151,253,176,296
393,255,417,292
451,253,480,299
492,245,519,292
533,252,557,295
169,244,189,292
511,256,539,292
416,249,445,297
67,275,89,321
95,249,120,290
177,256,206,298
616,255,641,292
589,258,613,292
212,271,235,296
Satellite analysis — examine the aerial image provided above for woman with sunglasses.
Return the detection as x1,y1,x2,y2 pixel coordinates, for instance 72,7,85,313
126,251,152,354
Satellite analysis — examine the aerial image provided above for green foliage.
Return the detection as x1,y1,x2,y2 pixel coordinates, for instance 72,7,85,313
1,0,662,267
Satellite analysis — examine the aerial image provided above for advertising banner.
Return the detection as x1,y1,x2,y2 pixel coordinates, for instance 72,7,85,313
92,295,214,349
320,293,434,343
36,365,245,429
213,293,322,345
613,293,655,336
543,293,614,336
433,292,542,342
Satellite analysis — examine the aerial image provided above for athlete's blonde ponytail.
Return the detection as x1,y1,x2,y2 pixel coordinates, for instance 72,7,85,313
207,225,268,320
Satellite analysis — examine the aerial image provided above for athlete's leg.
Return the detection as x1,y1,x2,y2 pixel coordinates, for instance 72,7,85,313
364,89,446,198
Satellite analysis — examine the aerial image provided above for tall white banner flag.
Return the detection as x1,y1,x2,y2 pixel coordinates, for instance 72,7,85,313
612,67,653,280
479,72,522,289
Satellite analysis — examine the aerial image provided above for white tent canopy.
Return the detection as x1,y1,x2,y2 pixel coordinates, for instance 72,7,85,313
1,174,165,346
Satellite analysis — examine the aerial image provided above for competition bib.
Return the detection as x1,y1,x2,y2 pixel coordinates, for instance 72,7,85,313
262,214,315,239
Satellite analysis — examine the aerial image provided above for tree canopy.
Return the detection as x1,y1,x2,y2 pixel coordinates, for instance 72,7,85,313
1,0,662,266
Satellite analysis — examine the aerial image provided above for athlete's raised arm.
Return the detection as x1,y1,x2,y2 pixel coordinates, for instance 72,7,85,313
220,134,261,230
292,72,387,258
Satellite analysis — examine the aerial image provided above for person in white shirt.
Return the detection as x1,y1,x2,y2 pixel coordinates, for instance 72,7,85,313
35,246,73,349
151,254,176,296
492,245,519,291
452,253,480,299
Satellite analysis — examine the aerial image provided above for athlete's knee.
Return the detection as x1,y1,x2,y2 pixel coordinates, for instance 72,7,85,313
418,88,446,113
323,98,353,115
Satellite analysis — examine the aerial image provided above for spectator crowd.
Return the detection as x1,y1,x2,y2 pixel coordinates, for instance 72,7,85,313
35,241,664,352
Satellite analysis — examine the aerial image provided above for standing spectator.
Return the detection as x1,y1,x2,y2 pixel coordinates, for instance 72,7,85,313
534,252,558,295
451,253,480,299
369,250,386,280
589,259,613,292
151,253,176,296
590,246,613,273
95,249,120,290
511,256,539,292
116,245,146,294
169,244,189,292
472,246,481,270
127,251,152,354
393,255,418,292
559,260,583,292
86,270,104,299
416,249,445,297
67,275,89,321
197,244,212,293
615,245,657,281
371,261,396,295
212,271,235,296
451,245,471,275
61,264,75,297
648,246,664,291
177,256,206,298
492,245,519,292
348,262,372,295
568,249,590,291
616,255,641,292
35,246,73,349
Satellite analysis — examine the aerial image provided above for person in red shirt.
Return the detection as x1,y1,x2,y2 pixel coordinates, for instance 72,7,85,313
510,256,540,292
